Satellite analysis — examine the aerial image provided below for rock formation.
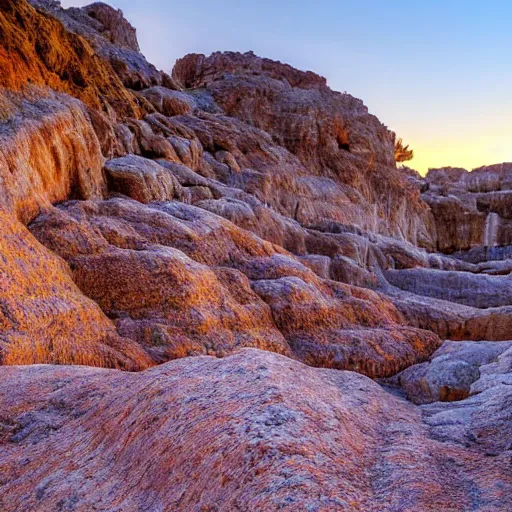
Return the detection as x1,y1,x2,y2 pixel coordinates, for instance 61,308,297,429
0,206,150,369
0,1,511,510
173,51,436,248
1,350,510,511
419,164,512,254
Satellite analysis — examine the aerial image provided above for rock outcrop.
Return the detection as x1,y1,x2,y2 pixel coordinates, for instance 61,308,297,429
1,350,510,511
0,2,511,510
30,0,180,92
0,0,144,117
0,206,150,369
29,198,440,377
0,89,105,223
173,51,435,248
391,340,512,404
420,164,512,254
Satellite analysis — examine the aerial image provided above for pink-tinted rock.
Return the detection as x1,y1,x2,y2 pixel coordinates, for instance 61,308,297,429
0,349,510,511
105,155,185,203
30,198,440,377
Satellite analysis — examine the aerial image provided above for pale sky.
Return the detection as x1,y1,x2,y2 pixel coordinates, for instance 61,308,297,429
61,0,512,175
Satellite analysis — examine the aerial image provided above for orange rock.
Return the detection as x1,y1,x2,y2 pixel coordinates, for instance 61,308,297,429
0,0,143,118
30,199,440,377
0,207,151,369
0,89,106,223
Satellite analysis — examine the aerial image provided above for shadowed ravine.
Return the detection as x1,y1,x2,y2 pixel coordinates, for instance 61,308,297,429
0,1,511,511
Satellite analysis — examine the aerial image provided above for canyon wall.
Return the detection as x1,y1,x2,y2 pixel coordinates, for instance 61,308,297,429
0,1,510,510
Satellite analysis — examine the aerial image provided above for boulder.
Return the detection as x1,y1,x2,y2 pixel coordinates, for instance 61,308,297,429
105,155,185,203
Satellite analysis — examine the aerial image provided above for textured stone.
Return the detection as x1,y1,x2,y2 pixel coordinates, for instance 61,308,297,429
0,207,150,369
105,155,185,203
83,2,140,52
0,89,106,223
141,87,197,116
0,349,510,511
30,198,440,377
385,267,512,308
421,164,512,253
0,0,144,118
172,51,435,248
386,286,512,341
0,3,511,508
422,344,512,456
29,0,179,92
394,340,512,404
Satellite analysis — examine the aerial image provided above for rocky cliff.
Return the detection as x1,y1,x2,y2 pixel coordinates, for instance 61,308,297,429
0,1,511,510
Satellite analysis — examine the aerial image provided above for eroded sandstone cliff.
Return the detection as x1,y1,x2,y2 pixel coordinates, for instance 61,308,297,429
0,1,511,510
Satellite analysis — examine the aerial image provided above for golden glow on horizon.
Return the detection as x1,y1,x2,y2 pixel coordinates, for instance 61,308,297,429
401,132,512,176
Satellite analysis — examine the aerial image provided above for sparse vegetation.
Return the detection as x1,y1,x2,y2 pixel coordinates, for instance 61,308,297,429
395,137,414,162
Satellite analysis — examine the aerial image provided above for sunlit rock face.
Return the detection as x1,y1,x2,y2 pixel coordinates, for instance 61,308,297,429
173,51,436,248
1,350,510,512
0,1,511,510
0,206,151,369
29,198,440,377
0,0,146,118
0,90,106,223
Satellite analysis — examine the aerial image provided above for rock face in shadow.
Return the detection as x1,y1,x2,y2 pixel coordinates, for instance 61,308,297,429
421,343,512,456
391,340,512,404
420,164,512,253
385,267,512,308
0,350,510,512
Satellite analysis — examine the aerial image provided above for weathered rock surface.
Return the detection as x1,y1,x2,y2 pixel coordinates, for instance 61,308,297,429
0,3,511,509
420,164,512,253
0,0,145,118
421,343,512,455
30,198,440,377
0,207,150,369
0,89,106,223
105,155,185,203
83,2,140,52
173,51,435,248
0,349,510,512
385,267,512,308
392,340,512,404
141,87,197,116
385,285,512,341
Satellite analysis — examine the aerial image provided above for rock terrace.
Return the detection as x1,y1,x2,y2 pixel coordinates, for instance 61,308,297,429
0,1,511,511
